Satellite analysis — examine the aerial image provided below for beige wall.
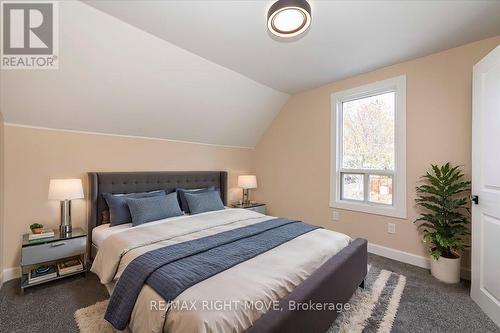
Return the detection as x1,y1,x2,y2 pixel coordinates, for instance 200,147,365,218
3,125,252,269
253,36,500,266
0,113,4,281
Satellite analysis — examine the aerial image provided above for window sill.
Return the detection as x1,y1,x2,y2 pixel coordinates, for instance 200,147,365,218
329,200,406,219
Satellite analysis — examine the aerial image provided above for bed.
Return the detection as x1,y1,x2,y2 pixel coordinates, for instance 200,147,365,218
88,171,367,333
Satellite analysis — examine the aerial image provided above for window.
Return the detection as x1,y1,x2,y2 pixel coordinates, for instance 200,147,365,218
330,76,406,218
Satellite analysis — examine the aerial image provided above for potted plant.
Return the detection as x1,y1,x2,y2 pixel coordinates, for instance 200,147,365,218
30,223,44,234
414,163,471,283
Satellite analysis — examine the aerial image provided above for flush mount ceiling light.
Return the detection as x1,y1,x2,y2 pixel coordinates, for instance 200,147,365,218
267,0,312,38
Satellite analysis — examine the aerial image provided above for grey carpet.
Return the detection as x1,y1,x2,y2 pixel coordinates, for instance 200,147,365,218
369,254,499,333
0,254,498,333
0,273,108,333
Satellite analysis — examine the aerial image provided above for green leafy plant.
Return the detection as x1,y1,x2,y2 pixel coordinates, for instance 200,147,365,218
414,163,471,260
30,223,44,230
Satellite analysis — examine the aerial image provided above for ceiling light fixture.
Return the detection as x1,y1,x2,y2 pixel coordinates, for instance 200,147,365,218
267,0,312,38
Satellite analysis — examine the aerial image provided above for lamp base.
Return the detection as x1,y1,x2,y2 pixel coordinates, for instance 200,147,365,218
60,224,72,235
60,199,72,236
242,188,250,205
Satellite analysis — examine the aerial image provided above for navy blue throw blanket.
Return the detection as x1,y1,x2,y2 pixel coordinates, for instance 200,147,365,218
105,218,319,330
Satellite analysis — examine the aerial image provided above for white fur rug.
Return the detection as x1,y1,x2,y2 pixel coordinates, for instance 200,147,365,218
328,266,407,333
74,300,114,333
75,266,405,333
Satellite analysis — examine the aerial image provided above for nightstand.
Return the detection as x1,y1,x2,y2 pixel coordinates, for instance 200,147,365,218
231,203,266,215
20,228,87,293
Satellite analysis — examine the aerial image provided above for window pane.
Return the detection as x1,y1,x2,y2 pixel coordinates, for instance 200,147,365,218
342,174,364,201
369,175,393,205
342,92,395,170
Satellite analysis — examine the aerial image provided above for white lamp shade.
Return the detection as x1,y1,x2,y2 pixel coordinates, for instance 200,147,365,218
48,179,84,200
238,175,257,189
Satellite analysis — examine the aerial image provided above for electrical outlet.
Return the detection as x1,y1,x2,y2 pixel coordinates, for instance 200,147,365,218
332,211,340,221
388,223,396,234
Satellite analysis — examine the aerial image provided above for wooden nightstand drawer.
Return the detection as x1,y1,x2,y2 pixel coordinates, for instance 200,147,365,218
21,236,86,266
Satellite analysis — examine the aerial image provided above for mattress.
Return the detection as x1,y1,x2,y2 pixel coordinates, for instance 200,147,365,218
91,208,351,333
92,223,131,249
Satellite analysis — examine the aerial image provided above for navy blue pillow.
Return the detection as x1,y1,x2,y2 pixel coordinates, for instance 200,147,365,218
176,186,216,213
103,190,166,226
184,191,225,215
126,192,183,226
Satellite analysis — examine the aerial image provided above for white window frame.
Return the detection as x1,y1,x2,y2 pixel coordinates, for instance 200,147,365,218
330,75,407,218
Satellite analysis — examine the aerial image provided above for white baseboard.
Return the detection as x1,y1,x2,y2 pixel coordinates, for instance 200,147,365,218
1,267,21,285
368,242,471,280
368,242,430,268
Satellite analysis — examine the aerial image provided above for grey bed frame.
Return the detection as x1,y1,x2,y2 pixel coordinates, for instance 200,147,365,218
87,171,367,333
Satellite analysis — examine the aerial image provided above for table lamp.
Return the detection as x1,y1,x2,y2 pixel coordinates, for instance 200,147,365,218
48,179,84,234
238,175,257,205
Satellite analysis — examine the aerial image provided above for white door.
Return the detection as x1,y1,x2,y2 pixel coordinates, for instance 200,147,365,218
471,44,500,328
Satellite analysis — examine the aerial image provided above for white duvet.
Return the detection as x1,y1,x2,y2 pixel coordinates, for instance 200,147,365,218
91,208,351,333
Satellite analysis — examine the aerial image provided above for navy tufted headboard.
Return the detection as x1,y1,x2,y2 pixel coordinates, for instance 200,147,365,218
87,171,227,259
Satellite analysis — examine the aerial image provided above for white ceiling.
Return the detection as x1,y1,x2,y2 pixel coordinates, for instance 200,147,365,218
84,0,500,94
0,1,288,148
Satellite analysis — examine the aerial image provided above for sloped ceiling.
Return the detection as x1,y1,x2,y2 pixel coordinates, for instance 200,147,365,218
3,1,500,147
83,0,500,94
0,0,288,148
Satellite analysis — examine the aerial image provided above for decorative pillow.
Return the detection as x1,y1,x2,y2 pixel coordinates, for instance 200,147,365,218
103,190,166,226
176,186,216,213
184,191,225,215
126,192,183,226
